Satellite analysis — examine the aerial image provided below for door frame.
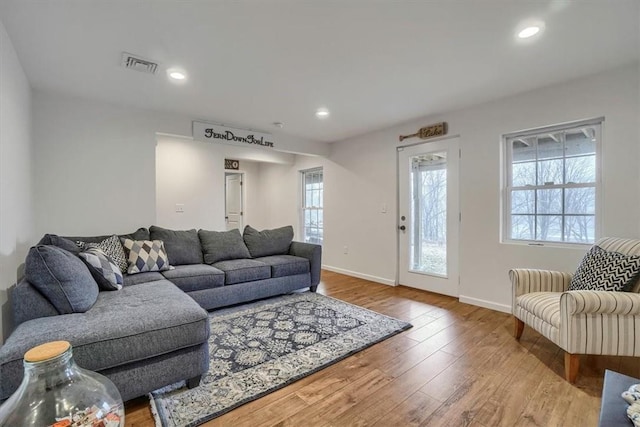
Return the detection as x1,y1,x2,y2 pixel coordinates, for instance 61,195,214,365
395,134,461,291
225,171,245,231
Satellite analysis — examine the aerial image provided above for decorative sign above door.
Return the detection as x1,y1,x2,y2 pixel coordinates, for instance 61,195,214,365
225,159,240,170
399,122,448,142
193,121,276,149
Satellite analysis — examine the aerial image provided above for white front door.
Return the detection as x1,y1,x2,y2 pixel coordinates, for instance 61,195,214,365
225,173,243,231
398,138,459,297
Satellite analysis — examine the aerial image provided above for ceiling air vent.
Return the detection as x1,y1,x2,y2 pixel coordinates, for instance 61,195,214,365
121,52,158,75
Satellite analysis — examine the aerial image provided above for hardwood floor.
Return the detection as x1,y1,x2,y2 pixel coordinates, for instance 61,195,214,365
125,270,639,426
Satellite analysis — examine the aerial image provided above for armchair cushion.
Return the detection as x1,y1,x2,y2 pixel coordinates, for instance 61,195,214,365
568,245,640,292
514,292,561,344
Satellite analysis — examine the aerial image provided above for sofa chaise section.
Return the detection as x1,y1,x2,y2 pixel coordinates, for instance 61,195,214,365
1,279,209,401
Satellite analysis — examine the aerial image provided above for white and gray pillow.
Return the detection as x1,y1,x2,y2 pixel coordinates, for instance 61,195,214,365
121,238,171,274
78,234,128,273
569,245,640,292
78,247,123,291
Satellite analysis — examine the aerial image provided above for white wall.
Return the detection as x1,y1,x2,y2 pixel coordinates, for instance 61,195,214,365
0,20,33,342
32,91,327,238
156,135,293,231
258,63,640,311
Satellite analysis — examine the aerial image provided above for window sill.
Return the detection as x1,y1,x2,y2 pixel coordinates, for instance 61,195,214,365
501,239,592,250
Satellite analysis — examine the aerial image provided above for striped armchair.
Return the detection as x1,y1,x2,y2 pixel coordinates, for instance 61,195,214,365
511,237,640,383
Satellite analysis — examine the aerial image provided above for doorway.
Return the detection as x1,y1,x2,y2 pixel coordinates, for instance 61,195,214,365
225,172,244,231
397,138,459,297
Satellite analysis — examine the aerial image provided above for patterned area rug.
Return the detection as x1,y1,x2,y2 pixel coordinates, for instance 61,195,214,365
150,292,412,427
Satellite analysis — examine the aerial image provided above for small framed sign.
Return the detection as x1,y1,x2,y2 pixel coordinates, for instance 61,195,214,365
225,159,240,170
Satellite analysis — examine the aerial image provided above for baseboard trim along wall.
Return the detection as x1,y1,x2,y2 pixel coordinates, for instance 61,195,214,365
321,265,395,287
459,295,511,314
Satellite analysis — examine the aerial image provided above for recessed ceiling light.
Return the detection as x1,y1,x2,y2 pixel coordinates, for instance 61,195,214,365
167,69,187,81
518,26,540,38
169,71,186,80
315,108,330,119
516,21,545,40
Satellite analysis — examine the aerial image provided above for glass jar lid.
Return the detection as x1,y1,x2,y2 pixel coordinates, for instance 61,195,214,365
24,341,71,363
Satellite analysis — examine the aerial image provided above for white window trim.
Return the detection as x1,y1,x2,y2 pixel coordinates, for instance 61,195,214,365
501,117,603,248
301,167,323,245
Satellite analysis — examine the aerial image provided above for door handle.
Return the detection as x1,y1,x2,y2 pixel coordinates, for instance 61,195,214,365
398,225,406,231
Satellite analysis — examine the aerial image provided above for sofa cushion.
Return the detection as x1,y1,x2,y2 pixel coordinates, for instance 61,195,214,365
123,271,165,286
78,247,123,291
25,245,99,314
0,280,209,401
254,255,310,278
515,292,562,329
213,259,271,285
150,226,203,265
56,227,151,245
569,245,640,292
243,225,293,258
199,229,251,264
161,264,225,292
38,234,81,254
121,239,171,274
80,235,128,273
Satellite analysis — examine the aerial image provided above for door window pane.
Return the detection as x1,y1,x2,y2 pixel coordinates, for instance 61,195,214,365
410,152,447,276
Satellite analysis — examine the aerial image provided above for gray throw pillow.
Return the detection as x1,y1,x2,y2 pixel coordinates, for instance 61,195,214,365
198,229,251,264
38,234,81,254
25,245,99,314
243,225,294,258
150,226,203,265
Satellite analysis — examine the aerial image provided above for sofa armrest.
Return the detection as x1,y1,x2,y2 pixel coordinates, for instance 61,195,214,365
289,241,322,287
510,268,573,313
10,278,59,327
559,290,640,355
560,291,640,316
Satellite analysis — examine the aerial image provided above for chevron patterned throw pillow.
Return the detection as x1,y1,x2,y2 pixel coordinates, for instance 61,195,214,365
569,245,640,292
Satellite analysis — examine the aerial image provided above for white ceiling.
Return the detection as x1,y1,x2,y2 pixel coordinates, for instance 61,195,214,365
1,1,638,143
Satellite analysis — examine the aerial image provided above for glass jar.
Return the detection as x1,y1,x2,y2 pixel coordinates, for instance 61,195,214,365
0,340,124,426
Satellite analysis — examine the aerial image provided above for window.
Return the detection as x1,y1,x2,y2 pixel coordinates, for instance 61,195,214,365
302,168,323,245
503,118,602,245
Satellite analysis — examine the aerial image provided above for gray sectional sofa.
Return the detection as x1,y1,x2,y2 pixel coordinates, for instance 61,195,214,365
0,225,321,402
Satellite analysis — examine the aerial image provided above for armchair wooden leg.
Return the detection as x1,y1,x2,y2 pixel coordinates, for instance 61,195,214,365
564,352,579,383
514,317,525,340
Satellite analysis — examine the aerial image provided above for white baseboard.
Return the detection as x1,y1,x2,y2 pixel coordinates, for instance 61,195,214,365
458,295,511,314
321,265,396,287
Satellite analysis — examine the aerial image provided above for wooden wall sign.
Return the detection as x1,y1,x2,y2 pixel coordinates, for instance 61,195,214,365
399,122,448,142
193,121,276,149
225,159,240,170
